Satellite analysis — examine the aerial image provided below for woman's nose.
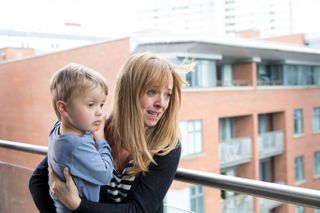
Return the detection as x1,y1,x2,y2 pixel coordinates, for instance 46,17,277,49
154,95,166,108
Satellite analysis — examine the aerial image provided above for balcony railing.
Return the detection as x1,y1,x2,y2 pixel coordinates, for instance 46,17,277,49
219,137,252,169
1,139,320,210
259,181,284,211
258,131,284,159
216,80,252,87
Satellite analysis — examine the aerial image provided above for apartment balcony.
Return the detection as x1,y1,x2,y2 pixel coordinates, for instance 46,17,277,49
258,131,284,159
219,137,252,169
260,197,283,212
221,194,253,213
1,140,320,213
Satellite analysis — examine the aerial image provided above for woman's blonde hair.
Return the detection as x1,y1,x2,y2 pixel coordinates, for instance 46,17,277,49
106,52,190,175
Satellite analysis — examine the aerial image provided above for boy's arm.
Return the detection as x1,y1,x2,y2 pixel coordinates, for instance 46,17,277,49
29,156,56,213
70,138,113,185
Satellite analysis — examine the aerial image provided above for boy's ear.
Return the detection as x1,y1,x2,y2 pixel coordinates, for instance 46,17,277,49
56,100,68,117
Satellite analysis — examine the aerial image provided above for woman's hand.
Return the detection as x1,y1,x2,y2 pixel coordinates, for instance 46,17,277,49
49,166,81,210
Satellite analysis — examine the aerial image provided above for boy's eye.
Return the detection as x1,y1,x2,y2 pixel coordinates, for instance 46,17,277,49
88,103,94,107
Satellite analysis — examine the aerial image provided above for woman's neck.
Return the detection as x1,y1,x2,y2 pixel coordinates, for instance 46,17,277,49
114,148,131,171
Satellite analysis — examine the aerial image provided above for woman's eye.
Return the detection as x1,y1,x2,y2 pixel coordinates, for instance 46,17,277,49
88,103,94,107
100,103,104,108
147,90,156,96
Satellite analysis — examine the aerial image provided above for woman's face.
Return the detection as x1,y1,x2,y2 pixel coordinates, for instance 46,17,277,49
140,74,173,128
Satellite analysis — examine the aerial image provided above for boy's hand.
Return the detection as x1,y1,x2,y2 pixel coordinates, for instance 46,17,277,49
92,115,106,141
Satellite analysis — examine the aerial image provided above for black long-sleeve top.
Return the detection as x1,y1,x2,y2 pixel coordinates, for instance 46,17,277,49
29,145,181,213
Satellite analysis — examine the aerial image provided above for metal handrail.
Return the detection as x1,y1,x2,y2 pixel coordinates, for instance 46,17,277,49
1,139,320,208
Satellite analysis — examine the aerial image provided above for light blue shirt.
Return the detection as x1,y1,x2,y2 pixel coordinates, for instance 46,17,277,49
48,121,113,213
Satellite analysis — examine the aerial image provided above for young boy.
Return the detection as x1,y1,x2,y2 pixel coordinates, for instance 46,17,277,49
47,63,113,213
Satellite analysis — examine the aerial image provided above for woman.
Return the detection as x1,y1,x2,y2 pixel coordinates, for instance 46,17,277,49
29,52,190,212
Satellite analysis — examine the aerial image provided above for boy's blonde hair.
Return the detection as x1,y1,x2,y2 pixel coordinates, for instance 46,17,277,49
106,52,191,175
50,63,108,119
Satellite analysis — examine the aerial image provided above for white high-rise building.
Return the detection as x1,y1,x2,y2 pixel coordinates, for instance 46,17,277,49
137,0,319,38
137,0,224,36
223,0,292,37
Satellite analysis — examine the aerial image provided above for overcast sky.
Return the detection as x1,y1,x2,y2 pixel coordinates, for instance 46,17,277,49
0,0,152,37
1,0,320,38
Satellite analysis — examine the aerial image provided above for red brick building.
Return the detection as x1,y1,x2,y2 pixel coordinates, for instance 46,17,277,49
0,38,129,212
1,36,320,213
135,37,320,213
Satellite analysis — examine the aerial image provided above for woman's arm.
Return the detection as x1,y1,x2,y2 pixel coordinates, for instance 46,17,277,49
29,156,56,213
53,145,181,213
76,145,181,212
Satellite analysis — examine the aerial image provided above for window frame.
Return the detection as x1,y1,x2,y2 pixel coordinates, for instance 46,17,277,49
180,120,203,157
295,156,305,183
294,108,303,136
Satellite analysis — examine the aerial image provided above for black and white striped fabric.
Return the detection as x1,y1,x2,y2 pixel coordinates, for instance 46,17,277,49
106,160,136,202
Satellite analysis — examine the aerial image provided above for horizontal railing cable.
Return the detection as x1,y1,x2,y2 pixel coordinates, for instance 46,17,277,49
1,139,320,208
0,139,47,155
175,168,320,208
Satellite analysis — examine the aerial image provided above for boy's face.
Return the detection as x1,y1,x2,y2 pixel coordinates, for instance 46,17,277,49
66,85,107,133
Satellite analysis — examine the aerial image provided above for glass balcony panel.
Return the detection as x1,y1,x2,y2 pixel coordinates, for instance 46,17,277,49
216,80,251,87
258,131,284,159
0,161,37,212
164,205,195,213
259,197,283,212
221,194,254,213
219,137,252,169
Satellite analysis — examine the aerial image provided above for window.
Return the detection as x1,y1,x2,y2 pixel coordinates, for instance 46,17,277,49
313,66,320,85
284,65,313,85
260,160,270,181
257,64,320,86
257,64,283,86
295,206,305,213
295,156,304,183
259,114,269,133
217,64,233,86
314,151,320,177
182,59,216,88
190,186,204,213
180,120,203,157
258,114,274,134
313,107,320,132
219,118,235,141
294,109,303,135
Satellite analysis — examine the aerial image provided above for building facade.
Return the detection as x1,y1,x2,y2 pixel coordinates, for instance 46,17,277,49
1,35,320,212
0,28,107,53
0,38,129,212
135,37,320,213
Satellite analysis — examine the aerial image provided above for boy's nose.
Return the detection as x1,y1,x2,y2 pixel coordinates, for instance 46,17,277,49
96,108,103,116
